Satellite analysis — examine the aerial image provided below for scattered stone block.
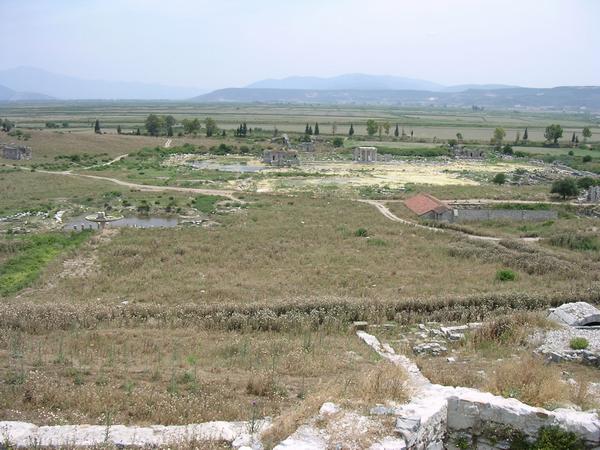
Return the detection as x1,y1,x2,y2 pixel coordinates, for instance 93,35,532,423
412,342,448,356
352,321,369,331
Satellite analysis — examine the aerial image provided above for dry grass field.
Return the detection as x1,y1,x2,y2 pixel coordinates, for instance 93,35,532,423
5,194,597,309
0,327,387,426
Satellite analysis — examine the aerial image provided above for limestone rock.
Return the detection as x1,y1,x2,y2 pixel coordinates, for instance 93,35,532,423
548,302,600,327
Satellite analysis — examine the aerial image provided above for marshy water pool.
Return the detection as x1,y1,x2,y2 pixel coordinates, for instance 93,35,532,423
63,214,180,230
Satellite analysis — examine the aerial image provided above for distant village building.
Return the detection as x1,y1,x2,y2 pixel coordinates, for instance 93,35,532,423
1,143,32,161
405,193,557,223
353,146,378,163
262,149,299,166
452,145,485,159
404,194,453,221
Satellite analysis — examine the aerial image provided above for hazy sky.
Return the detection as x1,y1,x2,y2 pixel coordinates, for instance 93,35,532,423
2,0,599,90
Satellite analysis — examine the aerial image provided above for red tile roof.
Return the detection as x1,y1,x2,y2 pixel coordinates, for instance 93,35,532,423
404,194,450,216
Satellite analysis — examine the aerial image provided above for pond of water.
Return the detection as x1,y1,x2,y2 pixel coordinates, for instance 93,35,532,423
63,215,180,230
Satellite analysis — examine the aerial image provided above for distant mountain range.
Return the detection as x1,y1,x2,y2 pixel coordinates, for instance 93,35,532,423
0,67,203,100
0,68,598,111
245,74,517,92
0,83,53,102
193,86,600,111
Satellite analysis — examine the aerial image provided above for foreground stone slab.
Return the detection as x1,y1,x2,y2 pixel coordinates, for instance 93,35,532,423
0,419,270,449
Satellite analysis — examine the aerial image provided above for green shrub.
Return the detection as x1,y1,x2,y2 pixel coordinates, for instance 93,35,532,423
0,232,91,296
496,269,516,282
354,227,368,237
548,233,600,251
569,337,589,350
582,155,592,163
193,194,224,214
332,137,344,148
492,173,507,185
533,426,584,450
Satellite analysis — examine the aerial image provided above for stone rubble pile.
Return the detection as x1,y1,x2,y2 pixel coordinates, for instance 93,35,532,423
536,302,600,366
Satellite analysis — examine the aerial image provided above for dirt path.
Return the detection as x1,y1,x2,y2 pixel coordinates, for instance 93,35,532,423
360,199,540,242
72,172,240,200
10,164,241,200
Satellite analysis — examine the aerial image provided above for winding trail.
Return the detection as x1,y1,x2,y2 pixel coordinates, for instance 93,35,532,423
360,199,540,242
10,162,241,201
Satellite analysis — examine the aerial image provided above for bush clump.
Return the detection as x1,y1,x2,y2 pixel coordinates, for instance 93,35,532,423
354,227,368,237
569,337,589,350
548,233,600,252
496,269,516,282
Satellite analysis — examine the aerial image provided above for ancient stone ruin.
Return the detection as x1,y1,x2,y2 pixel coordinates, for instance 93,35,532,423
1,143,32,160
549,302,600,327
353,146,378,162
262,149,299,166
451,145,486,159
275,331,600,449
587,186,600,203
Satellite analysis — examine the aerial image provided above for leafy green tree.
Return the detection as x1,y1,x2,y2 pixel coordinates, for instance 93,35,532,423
332,137,344,148
583,127,592,142
305,123,310,135
394,124,399,137
117,125,122,134
167,125,174,137
544,124,563,144
349,124,354,136
492,173,506,185
523,127,528,141
551,178,579,199
308,125,313,135
94,119,101,134
366,119,378,137
492,127,506,147
571,132,576,144
314,123,320,135
456,132,463,142
164,115,176,127
145,114,163,136
205,117,218,137
136,128,141,136
46,121,59,129
383,122,390,136
182,118,201,135
514,131,520,144
1,119,15,132
577,176,597,190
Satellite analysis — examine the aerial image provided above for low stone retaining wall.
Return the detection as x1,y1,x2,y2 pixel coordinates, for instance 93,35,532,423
450,208,558,223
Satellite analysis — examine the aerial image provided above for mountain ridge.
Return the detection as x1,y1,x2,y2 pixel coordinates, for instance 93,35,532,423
0,66,204,100
192,86,600,111
245,74,520,92
0,83,54,102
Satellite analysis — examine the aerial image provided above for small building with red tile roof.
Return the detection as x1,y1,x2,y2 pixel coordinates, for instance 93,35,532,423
404,194,453,221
